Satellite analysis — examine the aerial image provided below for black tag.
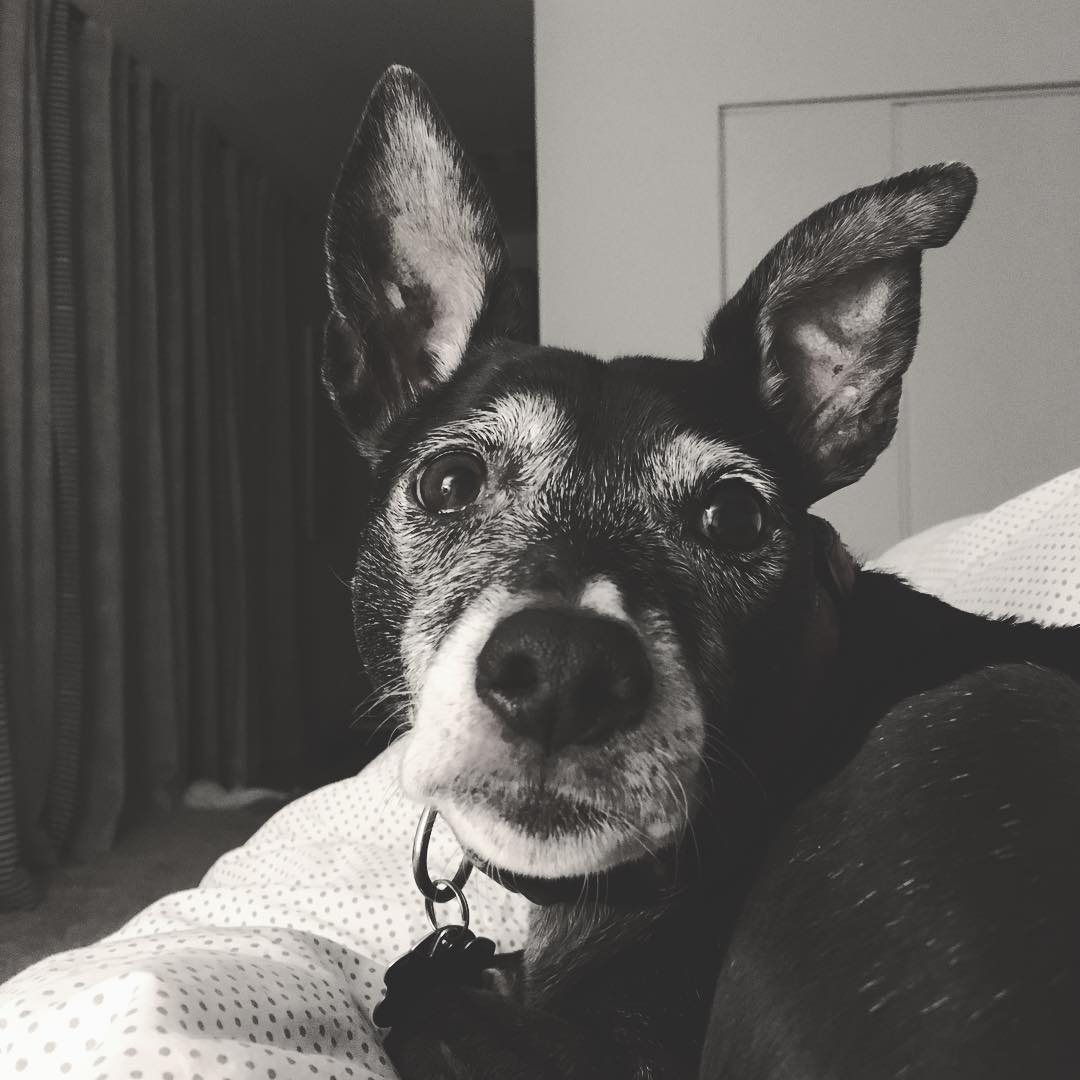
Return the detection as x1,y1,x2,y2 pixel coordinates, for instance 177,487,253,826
373,924,497,1029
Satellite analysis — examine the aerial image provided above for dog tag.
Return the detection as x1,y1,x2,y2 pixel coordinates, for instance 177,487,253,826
373,923,497,1028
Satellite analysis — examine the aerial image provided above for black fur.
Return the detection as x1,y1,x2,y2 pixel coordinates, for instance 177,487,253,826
324,67,1080,1079
703,660,1080,1080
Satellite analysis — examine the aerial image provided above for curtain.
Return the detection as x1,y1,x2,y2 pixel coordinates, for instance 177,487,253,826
0,0,320,909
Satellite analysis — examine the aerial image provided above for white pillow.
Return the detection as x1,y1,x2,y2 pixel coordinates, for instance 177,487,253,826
871,467,1080,626
0,741,531,1080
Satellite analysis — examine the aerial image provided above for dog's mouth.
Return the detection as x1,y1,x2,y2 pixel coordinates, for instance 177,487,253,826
402,705,703,883
402,698,703,880
433,778,689,881
455,782,612,838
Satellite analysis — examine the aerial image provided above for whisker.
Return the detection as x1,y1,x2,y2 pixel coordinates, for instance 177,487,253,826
329,566,355,593
705,733,767,803
349,681,412,732
350,675,410,717
660,767,699,881
361,702,413,742
375,771,406,820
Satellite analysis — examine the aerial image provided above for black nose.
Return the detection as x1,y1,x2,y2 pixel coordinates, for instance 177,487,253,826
475,607,653,752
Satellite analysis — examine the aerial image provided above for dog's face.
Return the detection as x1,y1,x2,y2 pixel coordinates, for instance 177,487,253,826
350,349,802,879
324,67,975,881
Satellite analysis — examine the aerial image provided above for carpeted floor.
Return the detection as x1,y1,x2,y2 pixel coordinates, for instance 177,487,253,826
0,805,277,986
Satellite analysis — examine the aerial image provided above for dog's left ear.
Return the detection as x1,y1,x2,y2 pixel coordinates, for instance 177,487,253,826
323,66,518,454
706,164,976,503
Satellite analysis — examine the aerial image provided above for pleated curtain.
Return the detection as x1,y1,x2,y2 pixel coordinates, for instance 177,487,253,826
0,0,320,908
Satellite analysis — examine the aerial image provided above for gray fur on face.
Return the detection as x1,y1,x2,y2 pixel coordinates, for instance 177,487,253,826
366,389,791,877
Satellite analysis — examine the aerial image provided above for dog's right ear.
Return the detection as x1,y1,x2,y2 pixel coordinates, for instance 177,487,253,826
323,66,517,455
706,164,976,504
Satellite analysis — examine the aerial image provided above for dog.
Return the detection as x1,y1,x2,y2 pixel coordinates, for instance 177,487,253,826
322,66,1080,1079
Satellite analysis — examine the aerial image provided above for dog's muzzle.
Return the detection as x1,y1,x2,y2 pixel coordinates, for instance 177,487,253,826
475,607,653,753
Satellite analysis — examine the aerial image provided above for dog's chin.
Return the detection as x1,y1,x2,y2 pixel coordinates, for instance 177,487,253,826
436,791,684,882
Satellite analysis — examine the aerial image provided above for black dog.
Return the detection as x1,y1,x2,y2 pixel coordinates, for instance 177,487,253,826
322,67,1080,1079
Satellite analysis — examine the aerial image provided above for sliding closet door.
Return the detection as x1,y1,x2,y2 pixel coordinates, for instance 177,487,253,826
721,87,1080,557
894,93,1080,534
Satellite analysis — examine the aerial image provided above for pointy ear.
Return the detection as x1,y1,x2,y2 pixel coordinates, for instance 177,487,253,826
706,163,976,504
323,65,519,456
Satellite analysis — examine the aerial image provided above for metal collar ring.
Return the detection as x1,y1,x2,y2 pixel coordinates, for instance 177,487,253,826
423,876,471,931
411,805,474,903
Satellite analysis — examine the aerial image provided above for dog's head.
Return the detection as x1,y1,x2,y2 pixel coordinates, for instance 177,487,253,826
323,67,975,882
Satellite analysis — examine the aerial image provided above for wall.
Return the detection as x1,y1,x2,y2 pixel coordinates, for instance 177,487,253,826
534,0,1080,359
73,0,536,226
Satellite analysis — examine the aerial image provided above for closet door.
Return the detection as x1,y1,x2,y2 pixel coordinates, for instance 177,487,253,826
721,88,1080,558
894,92,1080,535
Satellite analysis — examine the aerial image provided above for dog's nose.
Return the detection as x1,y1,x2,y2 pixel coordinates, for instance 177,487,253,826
475,608,653,752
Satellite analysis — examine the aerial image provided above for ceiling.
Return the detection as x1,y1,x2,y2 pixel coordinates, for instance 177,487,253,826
75,0,536,231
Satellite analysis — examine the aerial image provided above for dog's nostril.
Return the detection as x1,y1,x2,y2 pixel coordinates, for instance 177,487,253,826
490,652,538,696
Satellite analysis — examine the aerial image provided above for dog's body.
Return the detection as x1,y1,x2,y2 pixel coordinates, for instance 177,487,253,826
322,67,1080,1078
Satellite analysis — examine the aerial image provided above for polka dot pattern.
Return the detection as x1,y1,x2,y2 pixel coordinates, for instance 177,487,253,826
3,467,1077,1078
873,467,1080,626
0,741,532,1079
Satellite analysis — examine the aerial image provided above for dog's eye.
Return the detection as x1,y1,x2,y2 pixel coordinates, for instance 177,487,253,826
415,451,486,513
698,480,767,550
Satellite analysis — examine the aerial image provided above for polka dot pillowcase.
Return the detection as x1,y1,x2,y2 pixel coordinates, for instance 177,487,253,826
0,741,532,1080
872,466,1080,626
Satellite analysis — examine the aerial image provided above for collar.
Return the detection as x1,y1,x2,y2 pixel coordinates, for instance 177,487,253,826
470,843,689,908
